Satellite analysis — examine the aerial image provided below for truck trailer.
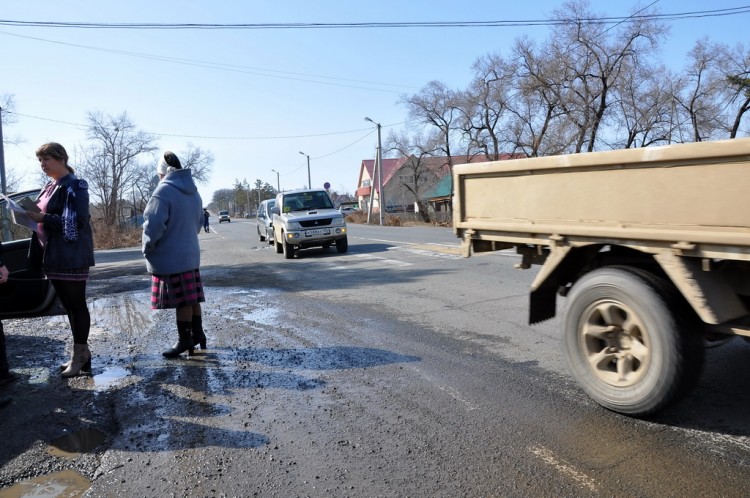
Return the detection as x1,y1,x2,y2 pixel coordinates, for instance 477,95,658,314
453,138,750,416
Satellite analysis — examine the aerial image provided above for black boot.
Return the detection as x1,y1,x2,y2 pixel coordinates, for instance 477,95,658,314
191,315,207,350
162,321,194,358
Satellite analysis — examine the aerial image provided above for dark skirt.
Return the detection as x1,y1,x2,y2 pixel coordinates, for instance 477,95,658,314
150,269,205,310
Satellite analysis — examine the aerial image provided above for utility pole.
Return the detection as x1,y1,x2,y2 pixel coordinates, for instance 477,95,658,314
0,105,6,195
365,117,383,225
271,169,280,192
0,106,12,242
299,151,311,189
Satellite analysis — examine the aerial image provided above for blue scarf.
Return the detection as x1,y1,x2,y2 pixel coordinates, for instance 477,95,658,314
61,179,88,241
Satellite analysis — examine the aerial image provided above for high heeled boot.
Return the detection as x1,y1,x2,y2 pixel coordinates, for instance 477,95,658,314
61,344,92,378
191,315,207,350
162,321,194,358
59,359,92,374
59,345,92,374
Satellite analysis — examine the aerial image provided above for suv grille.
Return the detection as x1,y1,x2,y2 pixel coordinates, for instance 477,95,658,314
299,218,333,228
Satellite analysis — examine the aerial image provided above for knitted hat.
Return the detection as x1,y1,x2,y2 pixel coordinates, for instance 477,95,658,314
157,151,182,176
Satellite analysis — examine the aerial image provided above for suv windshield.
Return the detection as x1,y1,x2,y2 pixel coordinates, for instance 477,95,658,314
283,192,334,212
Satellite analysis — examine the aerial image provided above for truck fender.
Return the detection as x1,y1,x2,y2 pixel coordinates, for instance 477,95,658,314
653,252,748,325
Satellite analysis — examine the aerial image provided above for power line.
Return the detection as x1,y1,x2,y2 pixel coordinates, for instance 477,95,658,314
5,110,401,141
1,7,749,29
0,30,415,94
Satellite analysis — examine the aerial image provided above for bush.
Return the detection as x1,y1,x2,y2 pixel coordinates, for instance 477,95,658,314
92,219,142,250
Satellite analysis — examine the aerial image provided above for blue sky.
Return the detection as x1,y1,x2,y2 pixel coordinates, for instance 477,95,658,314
1,1,748,204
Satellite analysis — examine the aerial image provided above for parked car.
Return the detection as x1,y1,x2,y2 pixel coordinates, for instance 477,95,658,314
0,189,65,319
256,199,276,244
271,189,347,259
339,206,357,215
218,210,230,223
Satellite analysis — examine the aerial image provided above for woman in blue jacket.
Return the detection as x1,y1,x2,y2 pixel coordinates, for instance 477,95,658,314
142,151,207,358
28,142,95,378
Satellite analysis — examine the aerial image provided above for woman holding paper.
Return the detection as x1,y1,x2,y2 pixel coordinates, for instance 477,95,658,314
27,142,95,378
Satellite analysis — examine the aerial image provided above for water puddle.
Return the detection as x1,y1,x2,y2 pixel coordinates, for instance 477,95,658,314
0,470,90,497
88,294,153,339
243,306,280,326
46,429,106,459
92,366,130,390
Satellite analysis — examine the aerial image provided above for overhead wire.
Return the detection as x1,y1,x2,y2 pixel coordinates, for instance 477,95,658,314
3,5,748,161
1,6,749,29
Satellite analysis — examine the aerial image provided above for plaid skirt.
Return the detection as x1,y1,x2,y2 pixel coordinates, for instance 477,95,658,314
150,269,205,310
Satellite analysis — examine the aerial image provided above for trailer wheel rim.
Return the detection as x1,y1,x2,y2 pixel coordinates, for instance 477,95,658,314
580,299,651,387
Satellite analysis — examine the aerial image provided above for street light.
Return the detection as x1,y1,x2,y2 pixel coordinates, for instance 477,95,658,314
298,151,311,189
271,169,280,192
364,116,383,226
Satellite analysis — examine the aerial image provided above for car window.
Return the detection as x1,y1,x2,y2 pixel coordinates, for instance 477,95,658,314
283,192,333,212
0,190,40,243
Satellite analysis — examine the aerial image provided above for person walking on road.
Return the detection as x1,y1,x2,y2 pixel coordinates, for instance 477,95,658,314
27,142,96,378
203,208,210,233
143,151,207,358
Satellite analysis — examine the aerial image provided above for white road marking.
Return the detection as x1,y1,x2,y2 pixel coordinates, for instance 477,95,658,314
529,444,598,493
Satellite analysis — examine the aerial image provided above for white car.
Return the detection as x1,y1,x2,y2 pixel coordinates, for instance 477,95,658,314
272,189,347,259
218,210,230,223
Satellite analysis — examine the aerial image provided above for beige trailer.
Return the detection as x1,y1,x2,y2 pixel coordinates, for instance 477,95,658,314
453,137,750,416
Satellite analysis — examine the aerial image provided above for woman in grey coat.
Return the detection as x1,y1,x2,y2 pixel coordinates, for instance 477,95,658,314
143,151,207,358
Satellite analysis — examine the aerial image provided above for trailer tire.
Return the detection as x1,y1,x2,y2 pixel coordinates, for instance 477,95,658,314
563,266,704,416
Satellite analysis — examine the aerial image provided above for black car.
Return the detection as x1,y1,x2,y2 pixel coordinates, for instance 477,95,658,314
0,189,65,319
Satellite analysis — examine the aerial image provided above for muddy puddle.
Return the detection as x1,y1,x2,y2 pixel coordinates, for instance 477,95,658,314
0,470,90,497
47,428,107,458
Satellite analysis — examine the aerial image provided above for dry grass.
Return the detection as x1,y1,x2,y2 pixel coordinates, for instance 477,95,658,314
92,219,142,250
345,211,452,228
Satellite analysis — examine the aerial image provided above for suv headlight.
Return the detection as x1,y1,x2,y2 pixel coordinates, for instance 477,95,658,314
286,221,302,230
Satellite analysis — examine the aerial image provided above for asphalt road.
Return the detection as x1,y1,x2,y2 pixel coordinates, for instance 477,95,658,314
1,219,748,497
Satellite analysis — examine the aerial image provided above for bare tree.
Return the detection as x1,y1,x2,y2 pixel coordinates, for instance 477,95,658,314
401,80,460,167
79,111,158,226
179,142,214,183
0,94,23,193
507,37,573,156
459,53,515,159
719,43,750,138
385,129,443,222
613,62,679,148
549,0,667,152
211,188,235,211
674,38,728,142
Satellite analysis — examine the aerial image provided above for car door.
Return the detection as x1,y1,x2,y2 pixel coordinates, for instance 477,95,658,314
0,189,65,318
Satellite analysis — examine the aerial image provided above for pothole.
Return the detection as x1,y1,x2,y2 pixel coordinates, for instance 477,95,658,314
47,428,107,459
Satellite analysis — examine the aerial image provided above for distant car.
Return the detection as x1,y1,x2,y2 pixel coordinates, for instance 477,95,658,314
218,210,230,223
256,199,276,244
0,189,66,319
339,206,357,215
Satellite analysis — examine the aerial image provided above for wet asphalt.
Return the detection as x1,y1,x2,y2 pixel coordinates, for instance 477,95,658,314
0,220,749,497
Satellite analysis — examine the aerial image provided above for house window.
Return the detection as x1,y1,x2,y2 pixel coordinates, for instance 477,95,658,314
362,179,371,187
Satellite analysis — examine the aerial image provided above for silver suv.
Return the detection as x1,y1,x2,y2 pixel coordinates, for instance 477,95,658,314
256,199,275,244
271,189,347,259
